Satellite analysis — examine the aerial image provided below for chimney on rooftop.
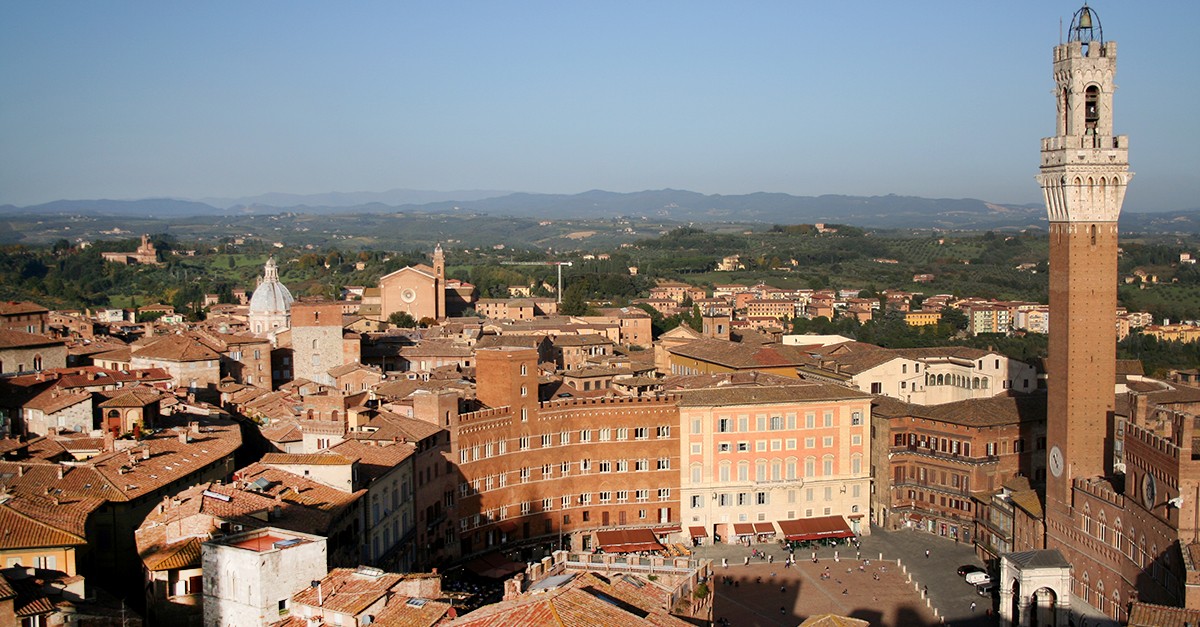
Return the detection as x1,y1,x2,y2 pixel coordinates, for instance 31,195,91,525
178,431,190,444
103,431,115,452
142,447,150,460
189,421,201,434
56,466,64,480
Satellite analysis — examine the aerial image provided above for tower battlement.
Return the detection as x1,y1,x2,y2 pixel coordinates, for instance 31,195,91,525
1053,39,1117,62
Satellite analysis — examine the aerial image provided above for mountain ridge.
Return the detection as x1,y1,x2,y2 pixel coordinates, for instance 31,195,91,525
3,190,1198,233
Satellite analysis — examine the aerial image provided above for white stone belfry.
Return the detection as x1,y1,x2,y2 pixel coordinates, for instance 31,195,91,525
1035,5,1131,225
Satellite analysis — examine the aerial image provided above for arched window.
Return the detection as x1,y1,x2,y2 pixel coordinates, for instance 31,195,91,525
1085,85,1100,132
936,374,944,386
32,354,42,370
107,409,120,419
1096,579,1105,613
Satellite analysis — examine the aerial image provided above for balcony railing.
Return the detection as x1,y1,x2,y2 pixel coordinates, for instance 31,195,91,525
889,444,999,464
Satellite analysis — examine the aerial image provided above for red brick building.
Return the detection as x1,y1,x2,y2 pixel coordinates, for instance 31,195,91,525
451,347,681,559
872,394,1046,545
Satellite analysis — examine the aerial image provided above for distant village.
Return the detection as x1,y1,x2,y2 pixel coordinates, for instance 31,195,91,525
0,238,1197,626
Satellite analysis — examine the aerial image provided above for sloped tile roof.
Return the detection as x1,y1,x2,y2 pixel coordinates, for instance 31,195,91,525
1128,602,1200,627
145,536,204,571
97,386,166,408
918,393,1046,427
0,330,61,349
261,452,355,466
0,415,241,503
450,571,691,627
132,334,220,362
0,493,97,550
330,440,415,483
667,339,816,369
0,301,48,316
21,388,90,415
678,382,871,407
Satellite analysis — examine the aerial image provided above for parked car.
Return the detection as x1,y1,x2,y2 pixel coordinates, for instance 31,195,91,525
957,564,984,577
965,571,992,586
976,581,998,596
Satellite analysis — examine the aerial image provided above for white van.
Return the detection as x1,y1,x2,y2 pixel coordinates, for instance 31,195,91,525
965,571,992,586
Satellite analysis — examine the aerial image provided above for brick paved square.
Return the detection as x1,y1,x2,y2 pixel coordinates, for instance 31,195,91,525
711,557,939,626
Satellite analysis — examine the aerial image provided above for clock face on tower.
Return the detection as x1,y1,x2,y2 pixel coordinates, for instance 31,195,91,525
1142,472,1157,509
1048,445,1064,478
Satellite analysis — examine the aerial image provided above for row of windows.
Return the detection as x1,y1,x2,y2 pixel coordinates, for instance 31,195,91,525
710,433,863,454
459,490,671,530
459,457,673,493
895,466,971,492
459,427,672,462
705,411,862,434
903,490,974,514
694,455,864,484
690,485,865,509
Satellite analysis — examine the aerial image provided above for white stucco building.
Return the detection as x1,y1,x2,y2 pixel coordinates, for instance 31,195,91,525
201,528,327,627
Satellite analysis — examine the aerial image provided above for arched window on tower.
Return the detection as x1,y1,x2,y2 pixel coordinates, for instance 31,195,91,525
1085,85,1100,133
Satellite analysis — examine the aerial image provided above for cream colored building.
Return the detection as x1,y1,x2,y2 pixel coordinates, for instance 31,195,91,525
677,382,874,542
799,344,1038,406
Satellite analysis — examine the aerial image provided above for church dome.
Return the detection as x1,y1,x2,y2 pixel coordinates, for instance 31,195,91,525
249,257,294,314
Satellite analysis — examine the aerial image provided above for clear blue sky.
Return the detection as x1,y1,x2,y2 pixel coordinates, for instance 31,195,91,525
2,1,1196,212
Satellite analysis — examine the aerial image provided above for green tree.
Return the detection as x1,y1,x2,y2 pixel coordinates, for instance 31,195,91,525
940,306,969,331
560,284,591,316
388,311,417,328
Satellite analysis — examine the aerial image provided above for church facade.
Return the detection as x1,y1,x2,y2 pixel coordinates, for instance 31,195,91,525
378,245,475,322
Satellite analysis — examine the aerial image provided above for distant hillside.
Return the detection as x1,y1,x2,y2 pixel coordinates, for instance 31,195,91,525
2,190,1198,233
200,188,512,209
2,198,222,218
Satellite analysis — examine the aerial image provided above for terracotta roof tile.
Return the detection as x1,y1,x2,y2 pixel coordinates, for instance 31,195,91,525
0,301,48,316
0,493,98,550
132,334,220,362
261,452,355,466
0,330,61,349
21,388,91,415
678,382,871,407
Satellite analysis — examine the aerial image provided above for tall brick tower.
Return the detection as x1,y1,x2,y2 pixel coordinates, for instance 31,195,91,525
433,243,446,320
1038,4,1132,537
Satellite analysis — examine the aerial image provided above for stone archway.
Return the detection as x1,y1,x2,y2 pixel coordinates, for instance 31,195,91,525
999,549,1071,627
